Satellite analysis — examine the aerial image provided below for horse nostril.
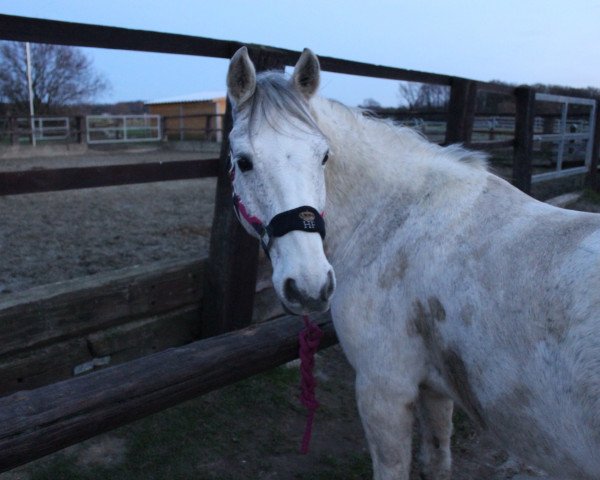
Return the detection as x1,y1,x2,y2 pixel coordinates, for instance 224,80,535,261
284,278,303,304
320,270,335,301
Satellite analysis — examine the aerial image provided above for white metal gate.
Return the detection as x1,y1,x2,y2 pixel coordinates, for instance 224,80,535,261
532,93,596,183
86,115,161,144
16,116,70,140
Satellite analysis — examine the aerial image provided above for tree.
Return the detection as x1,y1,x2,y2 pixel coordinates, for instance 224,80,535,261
398,81,449,110
398,81,421,109
416,84,449,109
0,42,109,114
360,98,382,109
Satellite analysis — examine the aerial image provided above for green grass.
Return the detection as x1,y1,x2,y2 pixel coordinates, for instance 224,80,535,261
296,453,372,480
579,187,600,204
7,349,371,480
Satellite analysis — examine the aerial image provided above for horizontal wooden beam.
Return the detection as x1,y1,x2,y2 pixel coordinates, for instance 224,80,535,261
0,14,242,59
0,158,218,196
0,258,205,359
0,313,337,472
467,139,515,150
473,81,516,96
0,305,201,396
317,56,455,85
0,14,457,85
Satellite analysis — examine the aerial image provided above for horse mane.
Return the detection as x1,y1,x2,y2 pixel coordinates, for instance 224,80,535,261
243,69,488,172
245,71,323,136
313,97,489,172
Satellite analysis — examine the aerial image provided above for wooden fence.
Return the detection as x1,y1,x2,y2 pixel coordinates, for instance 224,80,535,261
1,115,86,145
1,113,223,145
0,12,599,472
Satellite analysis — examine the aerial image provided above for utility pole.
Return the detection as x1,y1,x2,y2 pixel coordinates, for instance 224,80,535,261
25,42,36,147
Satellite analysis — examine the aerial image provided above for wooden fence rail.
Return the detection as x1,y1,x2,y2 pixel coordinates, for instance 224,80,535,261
0,313,337,473
0,158,219,196
0,14,456,86
0,259,205,394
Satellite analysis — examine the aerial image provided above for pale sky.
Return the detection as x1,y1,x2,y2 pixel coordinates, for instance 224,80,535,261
2,0,600,106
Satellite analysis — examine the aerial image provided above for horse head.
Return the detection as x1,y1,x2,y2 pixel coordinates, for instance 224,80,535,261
226,46,335,315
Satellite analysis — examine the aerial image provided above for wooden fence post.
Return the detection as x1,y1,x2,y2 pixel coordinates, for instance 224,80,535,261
445,78,476,145
585,101,600,191
75,116,86,144
8,116,17,146
204,114,212,141
201,49,286,338
512,86,536,194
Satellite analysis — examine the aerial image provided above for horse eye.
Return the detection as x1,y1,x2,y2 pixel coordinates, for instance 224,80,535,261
237,156,254,172
322,151,329,165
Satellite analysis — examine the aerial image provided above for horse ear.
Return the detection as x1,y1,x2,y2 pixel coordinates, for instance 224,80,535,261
227,46,256,107
292,48,320,99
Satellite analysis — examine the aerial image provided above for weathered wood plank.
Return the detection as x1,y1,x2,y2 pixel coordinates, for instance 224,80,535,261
317,56,454,85
473,81,515,96
0,313,337,472
87,305,201,361
0,338,91,395
0,283,284,397
0,306,202,396
445,78,477,145
0,15,455,85
0,259,205,358
0,14,240,58
467,139,515,150
512,86,536,193
0,159,218,196
585,101,600,190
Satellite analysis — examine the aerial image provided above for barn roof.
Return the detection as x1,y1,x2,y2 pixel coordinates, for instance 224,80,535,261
145,91,226,105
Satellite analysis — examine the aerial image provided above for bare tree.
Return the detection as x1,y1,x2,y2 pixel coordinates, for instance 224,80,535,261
398,81,449,110
360,98,382,109
0,42,109,114
416,84,449,109
398,81,421,109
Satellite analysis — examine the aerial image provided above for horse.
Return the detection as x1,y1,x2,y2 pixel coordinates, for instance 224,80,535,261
225,46,600,480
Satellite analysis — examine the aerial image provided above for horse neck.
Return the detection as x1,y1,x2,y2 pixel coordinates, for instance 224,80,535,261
310,96,489,264
310,97,432,262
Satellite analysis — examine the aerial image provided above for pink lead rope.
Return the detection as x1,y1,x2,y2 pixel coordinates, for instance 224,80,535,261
298,315,324,454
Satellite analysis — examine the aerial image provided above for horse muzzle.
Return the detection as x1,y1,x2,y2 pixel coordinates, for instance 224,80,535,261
281,269,335,314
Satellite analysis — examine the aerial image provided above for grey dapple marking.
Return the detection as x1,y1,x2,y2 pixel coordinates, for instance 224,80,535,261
226,46,600,479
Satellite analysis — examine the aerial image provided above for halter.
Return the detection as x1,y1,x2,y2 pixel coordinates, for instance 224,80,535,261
229,155,326,257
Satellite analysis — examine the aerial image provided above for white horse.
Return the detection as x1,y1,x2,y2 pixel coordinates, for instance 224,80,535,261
226,46,600,480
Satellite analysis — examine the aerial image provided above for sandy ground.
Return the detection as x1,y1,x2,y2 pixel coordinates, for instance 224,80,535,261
3,149,594,478
0,150,216,295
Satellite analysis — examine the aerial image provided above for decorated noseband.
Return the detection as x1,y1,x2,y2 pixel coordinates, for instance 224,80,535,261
229,156,326,257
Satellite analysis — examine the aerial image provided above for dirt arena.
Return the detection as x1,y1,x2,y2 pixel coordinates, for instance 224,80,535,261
0,149,216,295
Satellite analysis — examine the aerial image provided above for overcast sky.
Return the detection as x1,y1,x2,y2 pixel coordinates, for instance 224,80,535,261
2,0,600,106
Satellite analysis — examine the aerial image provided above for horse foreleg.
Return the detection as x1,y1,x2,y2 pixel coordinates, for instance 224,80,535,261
356,374,417,480
416,386,453,480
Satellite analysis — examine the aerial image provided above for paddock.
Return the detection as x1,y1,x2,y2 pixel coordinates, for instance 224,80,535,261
1,13,600,478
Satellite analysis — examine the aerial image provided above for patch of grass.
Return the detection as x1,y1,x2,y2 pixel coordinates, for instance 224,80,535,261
29,457,85,480
8,350,367,480
296,452,372,480
580,188,600,204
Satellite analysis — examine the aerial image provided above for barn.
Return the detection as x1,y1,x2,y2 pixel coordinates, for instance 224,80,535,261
145,91,226,142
